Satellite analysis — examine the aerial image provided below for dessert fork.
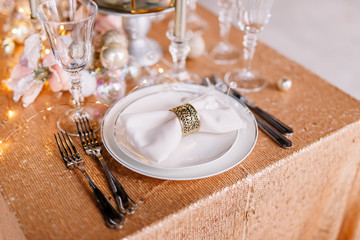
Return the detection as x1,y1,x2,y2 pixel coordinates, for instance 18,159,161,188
75,116,138,215
54,131,125,229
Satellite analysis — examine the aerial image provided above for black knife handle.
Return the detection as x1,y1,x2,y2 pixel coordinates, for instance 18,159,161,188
256,117,292,148
248,105,293,135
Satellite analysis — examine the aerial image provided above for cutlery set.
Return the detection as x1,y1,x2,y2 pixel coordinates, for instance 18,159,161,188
54,116,137,229
206,75,293,148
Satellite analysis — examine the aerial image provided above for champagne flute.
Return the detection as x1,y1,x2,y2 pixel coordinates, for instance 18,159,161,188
225,0,274,92
206,0,241,65
38,0,101,135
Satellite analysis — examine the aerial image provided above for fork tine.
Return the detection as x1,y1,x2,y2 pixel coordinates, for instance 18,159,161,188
61,132,74,157
77,116,92,151
55,132,74,168
75,118,86,147
59,132,70,158
83,116,101,148
81,116,93,142
79,116,92,146
65,132,81,158
84,116,97,142
54,133,68,166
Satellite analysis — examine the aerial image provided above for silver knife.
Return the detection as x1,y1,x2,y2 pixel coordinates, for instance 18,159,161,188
210,75,293,135
202,76,292,148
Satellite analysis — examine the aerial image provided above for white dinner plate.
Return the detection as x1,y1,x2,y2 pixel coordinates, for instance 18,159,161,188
101,83,258,180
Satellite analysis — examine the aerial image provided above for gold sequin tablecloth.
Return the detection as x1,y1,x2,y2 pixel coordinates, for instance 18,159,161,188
1,6,360,240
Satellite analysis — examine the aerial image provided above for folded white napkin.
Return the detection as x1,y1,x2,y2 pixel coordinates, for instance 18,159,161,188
120,94,246,163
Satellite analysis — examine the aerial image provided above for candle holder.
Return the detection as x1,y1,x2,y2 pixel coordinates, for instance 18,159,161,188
122,16,163,67
158,30,199,83
94,0,174,67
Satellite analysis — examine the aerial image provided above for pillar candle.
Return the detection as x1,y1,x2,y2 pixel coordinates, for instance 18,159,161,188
29,0,40,19
174,0,186,38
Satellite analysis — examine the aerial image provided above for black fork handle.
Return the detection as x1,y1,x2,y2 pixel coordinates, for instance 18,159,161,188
97,154,138,215
81,168,125,229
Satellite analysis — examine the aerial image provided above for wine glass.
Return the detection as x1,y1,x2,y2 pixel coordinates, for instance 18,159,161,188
38,0,101,135
186,0,207,35
224,0,274,92
206,0,241,65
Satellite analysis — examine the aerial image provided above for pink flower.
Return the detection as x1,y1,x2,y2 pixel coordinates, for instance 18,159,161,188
43,53,70,92
48,64,71,92
5,33,45,107
42,53,96,97
94,14,123,35
8,64,33,89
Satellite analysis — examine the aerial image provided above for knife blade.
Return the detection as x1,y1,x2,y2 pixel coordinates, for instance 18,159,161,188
210,75,293,135
201,76,292,148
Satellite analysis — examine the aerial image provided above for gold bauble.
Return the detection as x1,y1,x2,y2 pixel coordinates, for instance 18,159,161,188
100,42,129,69
1,37,15,56
69,41,85,59
277,77,292,91
11,19,34,44
101,29,128,48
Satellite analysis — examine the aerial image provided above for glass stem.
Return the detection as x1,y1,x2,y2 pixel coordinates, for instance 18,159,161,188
218,3,233,46
69,71,82,108
243,32,257,72
169,39,190,75
188,0,197,15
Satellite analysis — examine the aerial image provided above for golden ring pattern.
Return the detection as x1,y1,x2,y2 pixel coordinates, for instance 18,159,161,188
169,103,200,137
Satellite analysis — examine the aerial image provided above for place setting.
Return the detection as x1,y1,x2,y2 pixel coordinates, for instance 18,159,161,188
0,0,296,232
2,0,360,238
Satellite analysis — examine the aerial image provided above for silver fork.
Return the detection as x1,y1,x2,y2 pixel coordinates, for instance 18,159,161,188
75,116,138,215
54,132,125,229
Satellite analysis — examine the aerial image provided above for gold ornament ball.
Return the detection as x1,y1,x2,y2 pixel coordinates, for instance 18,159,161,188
12,19,34,44
277,77,292,91
69,41,85,59
100,42,129,70
101,29,128,48
1,38,15,56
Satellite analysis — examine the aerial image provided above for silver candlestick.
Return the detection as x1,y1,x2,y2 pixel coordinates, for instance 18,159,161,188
158,30,198,83
97,5,173,67
122,16,163,67
159,0,199,83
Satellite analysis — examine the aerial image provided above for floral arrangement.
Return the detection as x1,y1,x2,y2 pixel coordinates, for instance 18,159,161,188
3,14,125,107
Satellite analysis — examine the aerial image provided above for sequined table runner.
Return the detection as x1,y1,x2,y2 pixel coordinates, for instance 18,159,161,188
0,6,360,240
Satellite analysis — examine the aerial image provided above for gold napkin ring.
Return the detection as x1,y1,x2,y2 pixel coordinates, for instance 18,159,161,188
170,103,200,137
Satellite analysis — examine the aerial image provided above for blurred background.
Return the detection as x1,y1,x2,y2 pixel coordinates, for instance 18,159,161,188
199,0,360,100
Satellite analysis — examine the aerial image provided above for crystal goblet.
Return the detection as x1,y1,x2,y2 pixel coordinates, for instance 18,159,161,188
38,0,101,135
224,0,274,92
186,0,207,35
206,0,241,65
